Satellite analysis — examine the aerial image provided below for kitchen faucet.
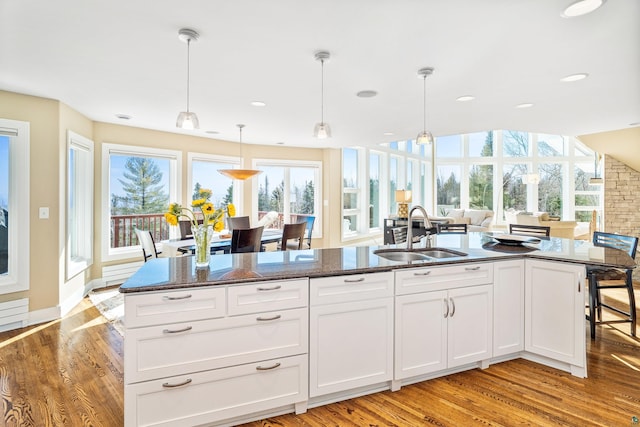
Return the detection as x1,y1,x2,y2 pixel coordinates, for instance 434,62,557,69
406,205,433,250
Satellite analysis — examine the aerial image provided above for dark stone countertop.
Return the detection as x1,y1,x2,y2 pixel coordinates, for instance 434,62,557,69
119,232,635,293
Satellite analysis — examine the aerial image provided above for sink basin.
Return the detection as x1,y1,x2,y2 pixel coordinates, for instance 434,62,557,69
373,247,467,262
374,251,431,262
415,248,468,258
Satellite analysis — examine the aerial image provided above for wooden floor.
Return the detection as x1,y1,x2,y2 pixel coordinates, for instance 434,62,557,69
0,287,638,427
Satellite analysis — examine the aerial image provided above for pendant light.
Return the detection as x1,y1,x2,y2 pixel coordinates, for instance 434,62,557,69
313,51,331,139
218,124,262,180
416,67,435,145
176,28,200,129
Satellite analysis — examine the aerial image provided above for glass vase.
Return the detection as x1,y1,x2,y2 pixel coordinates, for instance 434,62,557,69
192,224,213,268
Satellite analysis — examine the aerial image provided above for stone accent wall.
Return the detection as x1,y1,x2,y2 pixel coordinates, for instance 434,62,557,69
604,156,640,279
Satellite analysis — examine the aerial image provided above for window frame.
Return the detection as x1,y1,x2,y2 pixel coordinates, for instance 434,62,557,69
252,158,322,239
188,152,242,211
0,119,30,294
101,143,182,262
66,131,94,280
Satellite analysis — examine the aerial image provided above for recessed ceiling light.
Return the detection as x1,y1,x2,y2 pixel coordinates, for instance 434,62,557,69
561,73,589,82
205,130,219,134
630,122,640,127
516,103,534,109
456,95,475,102
356,90,378,98
115,114,131,120
251,101,266,107
276,141,285,145
561,0,606,18
383,132,394,136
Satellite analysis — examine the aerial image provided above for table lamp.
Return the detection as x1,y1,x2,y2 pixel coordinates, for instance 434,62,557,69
395,190,412,218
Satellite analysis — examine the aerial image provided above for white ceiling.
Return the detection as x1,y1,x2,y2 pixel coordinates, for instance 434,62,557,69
1,0,638,148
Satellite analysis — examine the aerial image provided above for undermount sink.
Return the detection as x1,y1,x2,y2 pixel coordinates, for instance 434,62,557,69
373,247,468,262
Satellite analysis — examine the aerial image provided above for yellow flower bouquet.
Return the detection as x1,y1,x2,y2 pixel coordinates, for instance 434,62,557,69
165,189,235,267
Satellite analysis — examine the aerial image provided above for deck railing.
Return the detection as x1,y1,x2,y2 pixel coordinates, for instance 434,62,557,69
111,213,169,248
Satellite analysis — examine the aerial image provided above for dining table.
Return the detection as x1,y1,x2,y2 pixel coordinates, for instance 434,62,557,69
161,228,284,257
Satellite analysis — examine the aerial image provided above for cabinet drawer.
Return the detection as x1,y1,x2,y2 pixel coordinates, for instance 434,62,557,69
228,278,309,316
125,354,308,427
124,287,226,328
310,272,394,306
125,307,308,384
395,262,493,295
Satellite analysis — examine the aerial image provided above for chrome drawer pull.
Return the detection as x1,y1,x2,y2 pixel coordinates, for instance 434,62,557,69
413,271,431,276
256,285,282,291
465,266,480,271
444,298,449,318
343,277,365,283
162,378,192,388
162,294,192,301
162,326,193,334
256,362,281,371
257,314,282,322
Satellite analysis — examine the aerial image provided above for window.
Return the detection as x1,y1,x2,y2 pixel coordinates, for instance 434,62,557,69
538,162,565,216
389,155,400,215
189,153,238,208
66,131,94,280
503,130,529,157
342,148,359,235
468,164,493,210
369,152,381,229
436,164,461,215
102,144,181,261
502,163,528,213
254,159,321,236
0,119,29,294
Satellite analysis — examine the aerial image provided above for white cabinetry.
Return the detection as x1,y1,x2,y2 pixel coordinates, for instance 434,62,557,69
394,263,493,381
493,260,525,357
124,278,309,427
524,260,586,377
309,272,394,398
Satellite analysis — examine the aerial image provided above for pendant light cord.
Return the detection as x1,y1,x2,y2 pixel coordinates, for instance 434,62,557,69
186,38,191,113
320,58,325,124
422,74,427,132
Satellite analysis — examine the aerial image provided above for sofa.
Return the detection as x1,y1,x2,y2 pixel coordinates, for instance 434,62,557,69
441,208,494,232
504,210,577,239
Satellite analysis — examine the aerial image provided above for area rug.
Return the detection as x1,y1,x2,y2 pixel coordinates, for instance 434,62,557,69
88,287,124,336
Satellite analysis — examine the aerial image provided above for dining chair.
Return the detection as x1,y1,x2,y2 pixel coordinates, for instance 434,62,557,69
390,227,408,245
279,222,307,251
509,223,550,237
586,231,638,339
437,223,468,234
178,219,203,240
300,216,315,249
134,228,161,262
230,226,264,253
227,216,250,231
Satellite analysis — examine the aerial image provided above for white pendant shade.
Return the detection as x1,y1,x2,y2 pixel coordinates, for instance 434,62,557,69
176,111,199,129
416,130,434,145
313,122,331,139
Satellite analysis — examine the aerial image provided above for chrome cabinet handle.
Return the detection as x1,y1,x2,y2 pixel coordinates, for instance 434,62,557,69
257,285,282,291
465,266,480,271
163,326,193,334
343,277,365,283
413,271,431,276
257,314,282,322
256,362,281,371
162,378,192,388
444,298,449,318
162,294,192,301
450,298,456,317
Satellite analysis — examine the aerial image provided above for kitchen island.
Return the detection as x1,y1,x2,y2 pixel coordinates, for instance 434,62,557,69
120,232,634,427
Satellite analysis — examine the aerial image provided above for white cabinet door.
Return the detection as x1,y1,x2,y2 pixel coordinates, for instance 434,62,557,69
493,260,525,357
525,260,585,368
395,285,492,379
447,284,493,368
395,291,448,378
309,297,394,397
